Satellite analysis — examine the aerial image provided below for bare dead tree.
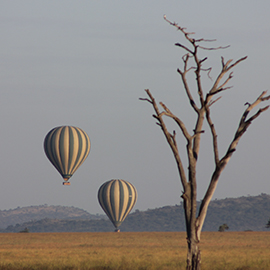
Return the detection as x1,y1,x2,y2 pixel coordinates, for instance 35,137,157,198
140,16,270,270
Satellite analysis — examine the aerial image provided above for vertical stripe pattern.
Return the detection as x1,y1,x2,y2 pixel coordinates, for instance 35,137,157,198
98,179,137,229
44,126,90,181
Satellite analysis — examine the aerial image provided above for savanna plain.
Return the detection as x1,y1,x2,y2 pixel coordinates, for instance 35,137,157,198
0,231,269,270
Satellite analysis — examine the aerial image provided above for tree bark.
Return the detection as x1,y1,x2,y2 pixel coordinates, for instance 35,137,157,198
186,240,201,270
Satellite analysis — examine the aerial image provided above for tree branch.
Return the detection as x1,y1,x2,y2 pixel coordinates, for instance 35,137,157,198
139,97,152,104
177,64,200,113
196,91,270,240
141,89,189,191
175,43,193,55
208,56,247,98
199,45,230,50
160,102,191,141
205,106,219,165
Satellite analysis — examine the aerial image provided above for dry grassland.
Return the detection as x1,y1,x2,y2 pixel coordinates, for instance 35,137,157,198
0,231,269,269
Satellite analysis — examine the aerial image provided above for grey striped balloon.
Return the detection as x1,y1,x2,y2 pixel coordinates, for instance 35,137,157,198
98,179,137,229
44,126,90,184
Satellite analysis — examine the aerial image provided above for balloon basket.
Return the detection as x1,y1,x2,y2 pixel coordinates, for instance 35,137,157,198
63,182,70,186
114,229,120,232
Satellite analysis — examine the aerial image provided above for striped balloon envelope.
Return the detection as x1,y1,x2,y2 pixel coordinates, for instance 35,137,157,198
44,126,90,185
98,179,137,231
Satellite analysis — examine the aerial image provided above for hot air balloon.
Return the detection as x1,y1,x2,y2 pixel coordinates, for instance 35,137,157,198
44,126,90,185
98,179,137,231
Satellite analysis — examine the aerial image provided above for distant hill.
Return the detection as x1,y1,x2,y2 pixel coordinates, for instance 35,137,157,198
121,193,270,232
1,194,270,233
0,205,103,229
202,193,270,231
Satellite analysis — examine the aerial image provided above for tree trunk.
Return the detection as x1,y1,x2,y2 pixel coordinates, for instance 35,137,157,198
186,239,201,270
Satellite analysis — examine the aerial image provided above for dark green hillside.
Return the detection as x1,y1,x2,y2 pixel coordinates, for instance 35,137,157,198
3,218,111,233
0,205,103,229
121,205,185,232
1,194,270,232
122,193,270,232
203,193,270,231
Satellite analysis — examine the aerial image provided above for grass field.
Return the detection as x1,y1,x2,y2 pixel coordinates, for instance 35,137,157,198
0,231,269,269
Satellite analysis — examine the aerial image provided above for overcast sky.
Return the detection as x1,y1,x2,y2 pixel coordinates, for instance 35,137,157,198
1,1,270,215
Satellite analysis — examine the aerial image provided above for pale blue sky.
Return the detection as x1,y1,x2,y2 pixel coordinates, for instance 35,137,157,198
0,1,270,214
